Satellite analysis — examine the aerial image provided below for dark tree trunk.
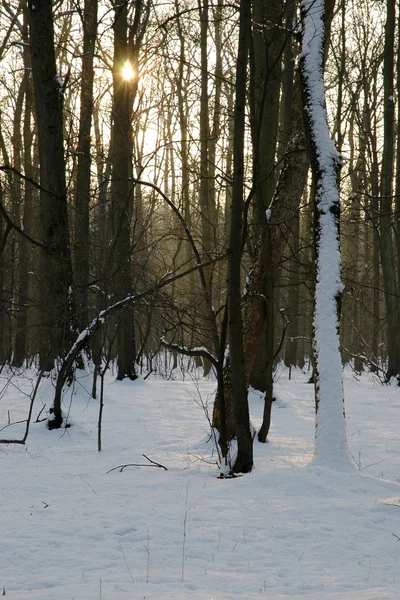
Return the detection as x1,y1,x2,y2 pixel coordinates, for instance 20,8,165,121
14,6,33,368
29,0,74,389
110,1,137,381
74,0,98,331
283,208,301,369
213,75,309,441
228,0,253,474
251,0,284,441
379,0,400,382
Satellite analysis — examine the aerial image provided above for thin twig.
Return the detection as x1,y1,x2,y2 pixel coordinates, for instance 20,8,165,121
142,454,168,470
118,541,134,583
0,371,43,444
79,475,98,496
0,418,26,433
35,404,47,423
182,484,189,581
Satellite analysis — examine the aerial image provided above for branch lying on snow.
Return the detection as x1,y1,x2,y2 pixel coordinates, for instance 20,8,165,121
0,417,26,433
106,454,168,473
160,338,218,368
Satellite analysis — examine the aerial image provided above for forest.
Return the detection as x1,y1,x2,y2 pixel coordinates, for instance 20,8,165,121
3,2,400,599
0,0,397,475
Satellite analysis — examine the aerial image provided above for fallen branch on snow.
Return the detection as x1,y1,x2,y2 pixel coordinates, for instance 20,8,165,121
107,454,168,473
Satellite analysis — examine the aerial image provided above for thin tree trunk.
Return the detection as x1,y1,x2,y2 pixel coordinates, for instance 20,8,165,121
283,208,301,369
14,8,33,366
199,0,212,260
75,0,98,331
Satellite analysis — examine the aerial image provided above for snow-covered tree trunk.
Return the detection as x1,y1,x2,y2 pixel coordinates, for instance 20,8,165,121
300,0,350,468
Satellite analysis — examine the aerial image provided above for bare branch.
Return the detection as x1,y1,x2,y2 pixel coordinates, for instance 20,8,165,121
0,372,44,445
106,456,168,474
52,255,226,420
160,338,218,368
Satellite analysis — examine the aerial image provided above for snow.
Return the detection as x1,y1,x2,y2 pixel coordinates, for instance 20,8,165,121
1,365,400,599
55,73,63,96
301,0,348,469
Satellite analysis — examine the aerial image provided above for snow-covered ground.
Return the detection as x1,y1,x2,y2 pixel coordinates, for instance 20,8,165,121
1,364,400,599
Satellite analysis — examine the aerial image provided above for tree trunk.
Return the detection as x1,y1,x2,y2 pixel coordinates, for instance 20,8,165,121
228,0,253,473
29,0,74,386
199,0,212,259
379,0,400,381
74,0,98,331
300,0,349,468
213,76,309,440
110,1,137,381
250,0,284,221
283,207,301,369
13,6,33,367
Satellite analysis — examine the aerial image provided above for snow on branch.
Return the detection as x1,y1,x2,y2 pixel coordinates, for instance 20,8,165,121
160,338,218,368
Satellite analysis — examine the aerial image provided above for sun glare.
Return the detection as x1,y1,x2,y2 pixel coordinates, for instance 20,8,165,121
122,61,135,81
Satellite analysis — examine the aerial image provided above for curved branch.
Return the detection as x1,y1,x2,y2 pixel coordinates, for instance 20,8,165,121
52,255,226,424
0,371,43,444
0,164,61,197
273,310,289,362
127,177,220,354
160,338,218,368
0,173,66,258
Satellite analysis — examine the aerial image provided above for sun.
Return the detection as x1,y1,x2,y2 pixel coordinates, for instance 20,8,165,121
122,60,135,81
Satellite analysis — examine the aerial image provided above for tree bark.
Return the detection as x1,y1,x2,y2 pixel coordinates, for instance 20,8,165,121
228,0,253,473
379,0,400,382
74,0,98,331
29,0,74,384
14,7,33,367
213,76,309,441
110,0,137,381
248,0,284,441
